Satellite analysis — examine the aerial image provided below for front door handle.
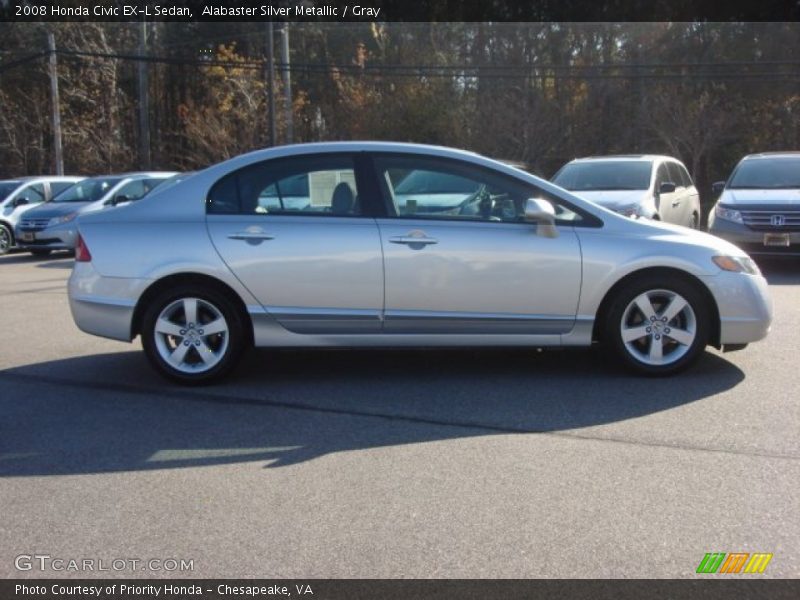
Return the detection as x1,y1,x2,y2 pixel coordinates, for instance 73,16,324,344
389,236,438,245
671,200,681,207
227,232,275,241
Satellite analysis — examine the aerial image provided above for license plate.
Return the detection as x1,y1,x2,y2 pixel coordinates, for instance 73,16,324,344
21,232,34,242
763,233,791,247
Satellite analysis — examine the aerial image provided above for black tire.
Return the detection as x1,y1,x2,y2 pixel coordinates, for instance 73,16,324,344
30,249,52,257
603,274,710,376
141,284,247,385
0,224,12,255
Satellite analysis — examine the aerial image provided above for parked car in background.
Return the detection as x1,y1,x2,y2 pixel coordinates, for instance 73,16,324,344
68,142,771,384
16,172,177,255
708,152,800,257
552,155,702,229
0,176,84,255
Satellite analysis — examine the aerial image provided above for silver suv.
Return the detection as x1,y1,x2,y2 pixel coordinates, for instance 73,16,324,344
0,176,84,255
552,155,702,229
708,152,800,257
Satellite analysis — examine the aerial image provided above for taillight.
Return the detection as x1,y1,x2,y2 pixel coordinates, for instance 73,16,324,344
75,234,92,262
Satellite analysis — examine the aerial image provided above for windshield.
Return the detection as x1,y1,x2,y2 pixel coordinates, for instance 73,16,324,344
553,161,653,191
729,157,800,189
52,177,123,203
0,182,22,202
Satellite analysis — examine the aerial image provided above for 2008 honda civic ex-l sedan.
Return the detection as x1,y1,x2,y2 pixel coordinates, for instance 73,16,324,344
68,142,772,384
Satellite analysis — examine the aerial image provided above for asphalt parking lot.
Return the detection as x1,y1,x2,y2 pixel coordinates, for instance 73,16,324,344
0,251,798,579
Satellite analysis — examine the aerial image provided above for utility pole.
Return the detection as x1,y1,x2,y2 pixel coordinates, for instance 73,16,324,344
266,21,276,146
137,21,152,170
47,32,63,175
279,22,293,144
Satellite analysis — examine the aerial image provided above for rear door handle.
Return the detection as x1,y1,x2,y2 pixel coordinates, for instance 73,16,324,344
671,200,681,207
227,232,275,241
389,236,438,245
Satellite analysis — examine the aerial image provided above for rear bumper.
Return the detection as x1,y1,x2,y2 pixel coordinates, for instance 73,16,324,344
68,262,150,342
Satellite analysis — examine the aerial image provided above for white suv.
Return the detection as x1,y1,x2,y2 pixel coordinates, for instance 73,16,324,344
552,155,702,228
0,176,84,254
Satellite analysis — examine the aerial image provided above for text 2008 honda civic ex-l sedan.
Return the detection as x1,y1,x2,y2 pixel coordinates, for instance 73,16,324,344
68,142,772,384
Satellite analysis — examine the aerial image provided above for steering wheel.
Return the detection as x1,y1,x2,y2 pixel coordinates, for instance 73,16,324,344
457,186,492,216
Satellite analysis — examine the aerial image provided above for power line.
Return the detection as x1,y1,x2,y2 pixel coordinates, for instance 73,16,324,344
55,47,800,73
6,47,799,83
0,51,48,73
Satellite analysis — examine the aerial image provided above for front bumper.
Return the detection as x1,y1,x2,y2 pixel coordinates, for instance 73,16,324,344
68,262,150,342
708,215,800,256
700,270,773,345
15,222,79,251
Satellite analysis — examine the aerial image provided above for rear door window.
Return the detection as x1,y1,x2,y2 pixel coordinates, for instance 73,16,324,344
208,155,362,217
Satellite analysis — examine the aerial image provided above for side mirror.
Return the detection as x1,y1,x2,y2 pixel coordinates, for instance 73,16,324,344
524,198,559,238
110,194,130,206
711,181,726,195
14,196,30,207
658,182,677,195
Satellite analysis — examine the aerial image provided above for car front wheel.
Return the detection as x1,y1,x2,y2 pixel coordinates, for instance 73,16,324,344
141,285,246,384
0,224,12,255
604,275,710,375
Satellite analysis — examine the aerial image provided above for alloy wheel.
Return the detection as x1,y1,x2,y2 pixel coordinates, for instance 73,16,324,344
0,226,10,254
619,288,697,366
153,297,230,374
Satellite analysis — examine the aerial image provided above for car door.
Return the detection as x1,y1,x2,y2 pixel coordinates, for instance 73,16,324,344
666,161,691,226
371,153,583,334
206,153,384,333
677,163,701,227
654,163,679,224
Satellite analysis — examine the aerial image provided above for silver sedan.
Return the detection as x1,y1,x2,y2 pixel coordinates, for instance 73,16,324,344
68,142,772,384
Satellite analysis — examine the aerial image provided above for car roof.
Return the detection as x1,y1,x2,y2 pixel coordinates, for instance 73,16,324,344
569,155,678,163
81,172,178,181
741,152,800,160
221,141,482,165
0,175,83,183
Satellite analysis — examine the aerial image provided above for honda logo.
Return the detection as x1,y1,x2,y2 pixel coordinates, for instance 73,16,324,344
770,214,786,226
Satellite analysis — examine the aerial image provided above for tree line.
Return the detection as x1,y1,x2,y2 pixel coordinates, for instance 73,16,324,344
1,22,799,214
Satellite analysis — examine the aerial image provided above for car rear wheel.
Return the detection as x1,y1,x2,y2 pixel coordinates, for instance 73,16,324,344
141,285,246,385
604,275,710,375
0,224,12,255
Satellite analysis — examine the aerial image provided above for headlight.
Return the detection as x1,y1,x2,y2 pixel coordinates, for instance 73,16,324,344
47,213,77,227
714,205,743,224
712,255,760,275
